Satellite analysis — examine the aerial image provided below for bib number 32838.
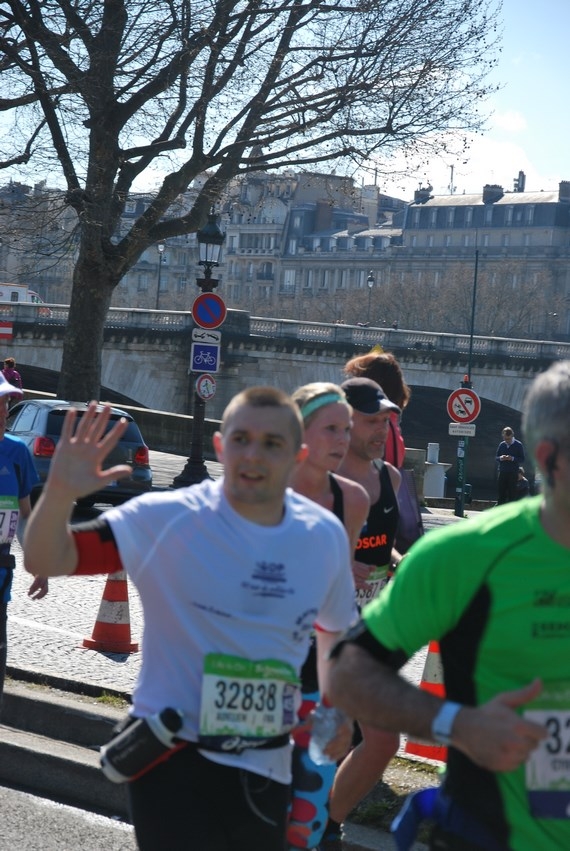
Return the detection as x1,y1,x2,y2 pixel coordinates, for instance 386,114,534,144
198,653,299,751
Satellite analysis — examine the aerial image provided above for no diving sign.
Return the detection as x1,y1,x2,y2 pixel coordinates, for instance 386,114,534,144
446,388,481,424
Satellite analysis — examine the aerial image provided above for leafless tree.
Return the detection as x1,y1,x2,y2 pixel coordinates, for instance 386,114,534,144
372,258,564,338
0,0,500,399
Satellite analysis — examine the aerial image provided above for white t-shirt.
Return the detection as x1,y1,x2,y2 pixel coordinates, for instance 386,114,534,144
105,478,356,783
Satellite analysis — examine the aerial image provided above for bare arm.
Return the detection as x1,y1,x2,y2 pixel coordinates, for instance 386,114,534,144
315,628,353,760
329,642,547,773
385,462,405,567
16,495,49,599
315,628,344,700
338,476,372,590
24,403,130,578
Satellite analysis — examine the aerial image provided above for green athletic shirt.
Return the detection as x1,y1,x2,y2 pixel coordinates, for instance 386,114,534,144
361,496,570,851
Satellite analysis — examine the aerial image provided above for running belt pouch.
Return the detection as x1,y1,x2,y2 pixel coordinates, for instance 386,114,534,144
101,711,187,784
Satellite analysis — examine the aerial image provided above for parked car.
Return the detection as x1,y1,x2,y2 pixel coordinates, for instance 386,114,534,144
7,399,152,506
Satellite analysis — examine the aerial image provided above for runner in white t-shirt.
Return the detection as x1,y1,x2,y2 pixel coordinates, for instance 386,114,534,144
24,386,357,851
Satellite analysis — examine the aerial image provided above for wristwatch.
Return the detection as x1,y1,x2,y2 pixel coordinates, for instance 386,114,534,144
431,701,462,746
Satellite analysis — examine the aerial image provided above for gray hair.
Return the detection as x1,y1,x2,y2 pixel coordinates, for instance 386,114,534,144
522,360,570,455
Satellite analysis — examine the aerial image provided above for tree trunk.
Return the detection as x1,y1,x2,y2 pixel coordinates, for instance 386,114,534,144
57,262,115,402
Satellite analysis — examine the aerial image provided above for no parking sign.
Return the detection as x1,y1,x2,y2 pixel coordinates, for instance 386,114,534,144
192,292,227,329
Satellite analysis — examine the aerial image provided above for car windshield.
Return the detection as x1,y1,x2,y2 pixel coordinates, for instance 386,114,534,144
46,410,143,442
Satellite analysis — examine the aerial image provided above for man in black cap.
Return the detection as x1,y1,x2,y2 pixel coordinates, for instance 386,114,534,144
321,376,403,850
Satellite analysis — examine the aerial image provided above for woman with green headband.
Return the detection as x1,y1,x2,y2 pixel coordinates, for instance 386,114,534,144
286,382,369,851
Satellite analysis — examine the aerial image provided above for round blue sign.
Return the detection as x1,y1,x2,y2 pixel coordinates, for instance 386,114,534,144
192,292,227,329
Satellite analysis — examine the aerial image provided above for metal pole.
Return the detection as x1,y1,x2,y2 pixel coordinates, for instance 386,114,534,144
155,245,165,310
172,388,212,486
171,267,215,488
367,272,374,325
454,249,478,518
467,248,479,381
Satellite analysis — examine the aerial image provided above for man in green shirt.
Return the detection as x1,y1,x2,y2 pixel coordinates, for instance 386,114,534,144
328,360,570,851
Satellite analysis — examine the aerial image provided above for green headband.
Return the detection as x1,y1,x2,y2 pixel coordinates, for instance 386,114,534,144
300,391,347,421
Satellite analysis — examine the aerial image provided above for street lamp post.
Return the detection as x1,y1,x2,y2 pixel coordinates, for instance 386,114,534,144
155,242,166,310
172,213,225,488
367,271,374,325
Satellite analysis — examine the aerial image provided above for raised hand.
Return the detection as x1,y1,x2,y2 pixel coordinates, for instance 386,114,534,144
47,402,131,501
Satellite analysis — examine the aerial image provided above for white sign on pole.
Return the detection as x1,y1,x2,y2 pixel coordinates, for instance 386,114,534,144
192,328,222,344
449,422,476,437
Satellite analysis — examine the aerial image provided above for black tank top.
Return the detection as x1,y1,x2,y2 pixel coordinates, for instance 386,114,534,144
355,461,399,568
328,472,345,524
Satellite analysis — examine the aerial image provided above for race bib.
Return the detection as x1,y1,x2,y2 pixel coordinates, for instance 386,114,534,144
0,496,19,546
198,653,299,752
525,684,570,818
356,566,390,607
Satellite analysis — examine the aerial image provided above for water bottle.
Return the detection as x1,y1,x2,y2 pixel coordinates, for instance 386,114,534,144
100,708,184,783
308,699,347,766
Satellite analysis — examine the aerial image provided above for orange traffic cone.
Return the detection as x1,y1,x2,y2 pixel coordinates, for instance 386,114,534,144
83,570,139,653
405,641,447,762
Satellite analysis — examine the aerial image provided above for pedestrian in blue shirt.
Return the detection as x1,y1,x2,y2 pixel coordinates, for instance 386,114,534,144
0,373,48,709
495,426,525,504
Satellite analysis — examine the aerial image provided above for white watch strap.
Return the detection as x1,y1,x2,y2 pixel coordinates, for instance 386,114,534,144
431,701,462,746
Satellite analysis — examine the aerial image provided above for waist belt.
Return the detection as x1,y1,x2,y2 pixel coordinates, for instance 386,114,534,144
198,732,290,754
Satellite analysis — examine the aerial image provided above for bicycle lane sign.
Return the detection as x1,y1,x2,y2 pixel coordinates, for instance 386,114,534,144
190,342,220,373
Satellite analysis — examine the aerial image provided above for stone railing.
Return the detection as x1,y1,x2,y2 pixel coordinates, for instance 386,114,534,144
5,301,570,360
249,316,570,360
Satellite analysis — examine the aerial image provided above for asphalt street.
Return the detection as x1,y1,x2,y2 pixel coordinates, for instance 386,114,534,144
0,786,137,850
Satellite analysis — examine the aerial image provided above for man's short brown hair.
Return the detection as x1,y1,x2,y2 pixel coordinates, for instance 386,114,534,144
221,386,304,450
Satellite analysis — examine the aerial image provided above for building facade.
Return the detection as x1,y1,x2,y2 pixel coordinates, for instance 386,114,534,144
0,170,569,340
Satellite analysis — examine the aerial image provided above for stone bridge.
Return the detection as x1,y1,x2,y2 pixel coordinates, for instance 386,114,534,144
4,303,569,498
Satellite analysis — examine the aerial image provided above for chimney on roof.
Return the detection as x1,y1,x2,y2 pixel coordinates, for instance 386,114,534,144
413,185,433,204
513,171,526,192
315,199,333,231
482,184,504,204
559,181,570,202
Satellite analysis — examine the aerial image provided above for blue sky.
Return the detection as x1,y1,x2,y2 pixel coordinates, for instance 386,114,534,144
382,0,570,198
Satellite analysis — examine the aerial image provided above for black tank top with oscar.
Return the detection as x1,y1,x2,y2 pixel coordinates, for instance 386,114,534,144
354,460,399,608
